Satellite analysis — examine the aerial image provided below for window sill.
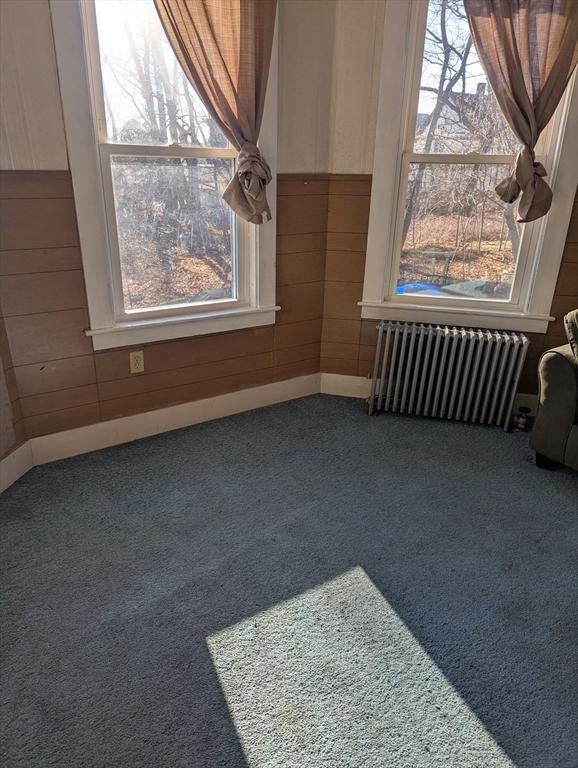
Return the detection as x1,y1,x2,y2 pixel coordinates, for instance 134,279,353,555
359,301,554,334
86,306,280,350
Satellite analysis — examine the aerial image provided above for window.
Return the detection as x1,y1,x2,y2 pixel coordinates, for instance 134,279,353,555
362,0,577,333
51,0,277,349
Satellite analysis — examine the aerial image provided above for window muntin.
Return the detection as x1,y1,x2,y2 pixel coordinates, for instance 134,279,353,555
395,0,522,302
93,0,239,318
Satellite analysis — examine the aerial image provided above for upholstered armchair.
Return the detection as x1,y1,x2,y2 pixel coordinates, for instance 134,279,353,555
530,311,578,471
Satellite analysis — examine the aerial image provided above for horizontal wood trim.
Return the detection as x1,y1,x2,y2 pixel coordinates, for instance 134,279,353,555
321,318,361,345
0,247,82,275
5,309,92,366
563,243,578,261
320,341,360,360
277,194,328,236
273,342,320,367
24,403,101,439
271,358,319,380
99,367,276,421
358,343,375,362
273,318,322,349
14,355,97,398
277,232,327,255
328,178,372,196
0,270,86,316
0,171,73,199
276,282,324,325
0,198,79,251
94,326,274,382
327,194,371,234
97,351,274,402
20,384,99,418
323,282,363,320
326,232,368,252
548,294,578,335
325,251,366,283
276,251,325,286
360,319,380,345
277,174,371,183
319,357,359,375
554,261,578,296
277,179,329,196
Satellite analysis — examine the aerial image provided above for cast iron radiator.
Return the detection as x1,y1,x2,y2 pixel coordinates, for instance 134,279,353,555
368,321,529,430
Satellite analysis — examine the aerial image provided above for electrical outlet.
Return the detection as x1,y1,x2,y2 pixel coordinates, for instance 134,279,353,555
129,350,145,374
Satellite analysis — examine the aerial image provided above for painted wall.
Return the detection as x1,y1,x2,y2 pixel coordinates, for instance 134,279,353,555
278,0,385,174
0,0,68,170
0,0,385,175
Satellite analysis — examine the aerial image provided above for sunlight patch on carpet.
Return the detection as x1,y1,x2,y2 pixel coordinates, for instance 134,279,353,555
207,567,514,768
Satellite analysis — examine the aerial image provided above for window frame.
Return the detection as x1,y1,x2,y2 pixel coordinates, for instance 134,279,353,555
362,0,578,333
51,0,278,350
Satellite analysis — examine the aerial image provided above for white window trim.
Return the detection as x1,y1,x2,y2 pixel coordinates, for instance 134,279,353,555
362,0,578,334
50,0,278,350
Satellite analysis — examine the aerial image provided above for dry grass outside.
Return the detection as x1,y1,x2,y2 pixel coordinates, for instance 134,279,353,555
121,246,232,310
400,212,517,289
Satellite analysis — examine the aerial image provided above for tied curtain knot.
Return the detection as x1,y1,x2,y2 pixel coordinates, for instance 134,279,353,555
223,141,272,225
496,146,552,224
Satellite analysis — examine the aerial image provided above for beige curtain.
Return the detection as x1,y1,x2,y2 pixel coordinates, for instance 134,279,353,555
154,0,277,224
464,0,578,222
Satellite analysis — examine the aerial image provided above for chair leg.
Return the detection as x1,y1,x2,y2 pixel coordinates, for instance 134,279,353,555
535,452,560,470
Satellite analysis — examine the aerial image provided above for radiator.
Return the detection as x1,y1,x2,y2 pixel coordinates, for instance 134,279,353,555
368,321,529,430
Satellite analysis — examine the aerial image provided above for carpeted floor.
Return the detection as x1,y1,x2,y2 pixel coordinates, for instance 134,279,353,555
1,395,577,767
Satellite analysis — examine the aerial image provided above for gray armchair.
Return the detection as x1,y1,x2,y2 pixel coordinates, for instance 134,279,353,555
530,344,578,471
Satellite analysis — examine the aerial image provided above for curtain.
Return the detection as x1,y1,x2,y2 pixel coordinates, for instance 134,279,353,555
154,0,277,224
464,0,578,222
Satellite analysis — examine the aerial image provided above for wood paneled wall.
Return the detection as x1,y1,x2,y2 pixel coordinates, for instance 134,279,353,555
0,296,22,458
318,178,578,395
1,169,576,453
0,172,324,444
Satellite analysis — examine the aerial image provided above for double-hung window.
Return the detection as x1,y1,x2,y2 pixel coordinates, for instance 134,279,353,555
362,0,577,333
51,0,277,349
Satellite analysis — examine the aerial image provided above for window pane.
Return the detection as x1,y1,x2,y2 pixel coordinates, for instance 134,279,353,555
110,156,235,311
414,0,518,154
95,0,227,147
397,163,521,301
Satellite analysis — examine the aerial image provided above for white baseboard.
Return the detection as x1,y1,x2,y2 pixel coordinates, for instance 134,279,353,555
320,373,371,398
0,440,33,494
1,373,320,494
0,371,540,495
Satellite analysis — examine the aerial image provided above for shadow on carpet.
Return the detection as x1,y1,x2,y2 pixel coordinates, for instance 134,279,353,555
1,395,577,767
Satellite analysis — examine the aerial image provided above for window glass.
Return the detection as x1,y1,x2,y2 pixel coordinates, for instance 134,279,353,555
414,0,518,155
110,156,235,311
398,163,518,300
396,0,522,302
95,0,227,147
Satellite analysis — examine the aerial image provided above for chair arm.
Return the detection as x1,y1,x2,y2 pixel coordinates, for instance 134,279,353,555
530,344,578,463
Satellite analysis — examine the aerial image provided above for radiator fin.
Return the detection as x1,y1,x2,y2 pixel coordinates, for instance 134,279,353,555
368,321,529,430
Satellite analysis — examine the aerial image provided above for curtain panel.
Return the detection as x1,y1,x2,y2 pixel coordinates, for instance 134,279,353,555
154,0,277,224
465,0,578,222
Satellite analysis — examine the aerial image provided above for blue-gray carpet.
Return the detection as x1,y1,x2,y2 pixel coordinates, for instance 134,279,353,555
1,395,576,767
